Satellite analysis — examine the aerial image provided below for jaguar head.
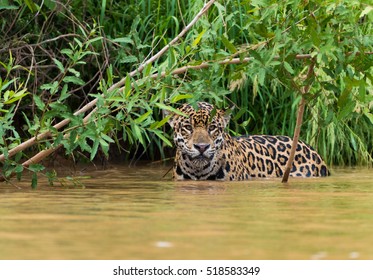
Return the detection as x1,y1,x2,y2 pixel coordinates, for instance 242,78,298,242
166,102,231,169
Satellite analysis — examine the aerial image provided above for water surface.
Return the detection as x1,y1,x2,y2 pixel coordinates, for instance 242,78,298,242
0,165,372,259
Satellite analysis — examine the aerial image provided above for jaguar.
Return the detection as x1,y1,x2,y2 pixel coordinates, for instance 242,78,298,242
166,102,329,180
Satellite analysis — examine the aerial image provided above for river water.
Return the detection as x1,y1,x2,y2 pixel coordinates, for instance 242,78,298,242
0,164,372,259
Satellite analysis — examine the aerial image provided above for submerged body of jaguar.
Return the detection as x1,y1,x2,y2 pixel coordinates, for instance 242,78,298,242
167,102,329,181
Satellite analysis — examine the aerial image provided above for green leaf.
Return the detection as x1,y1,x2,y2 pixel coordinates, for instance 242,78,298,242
256,68,266,85
100,0,106,25
15,152,23,162
0,78,16,91
68,68,80,77
113,37,134,44
337,100,356,120
58,84,70,102
191,29,206,48
221,34,237,54
170,94,193,103
74,38,83,48
45,170,57,187
134,110,152,124
310,28,321,47
28,163,45,172
0,1,19,10
24,0,38,12
150,117,170,129
322,67,335,79
44,0,56,10
155,103,187,117
78,25,87,37
40,81,59,95
53,58,65,73
337,85,352,108
90,141,99,161
358,80,366,103
137,43,150,49
49,102,68,112
85,37,103,46
144,62,153,77
33,95,45,110
232,107,247,121
16,168,22,181
364,110,373,125
152,129,172,147
100,133,114,143
99,139,109,156
54,132,64,146
132,124,144,146
79,137,92,153
3,88,29,104
31,173,37,189
61,49,73,56
283,61,294,74
63,76,85,86
14,164,23,174
119,55,138,64
350,134,357,151
124,74,132,98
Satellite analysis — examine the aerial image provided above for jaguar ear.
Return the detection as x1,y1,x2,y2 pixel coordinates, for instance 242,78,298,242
162,109,175,128
222,105,234,127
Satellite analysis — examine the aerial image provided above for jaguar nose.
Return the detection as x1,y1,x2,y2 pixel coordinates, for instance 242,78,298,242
193,143,210,154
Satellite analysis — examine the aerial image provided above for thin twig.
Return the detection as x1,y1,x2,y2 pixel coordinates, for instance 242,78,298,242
281,60,316,183
0,34,81,53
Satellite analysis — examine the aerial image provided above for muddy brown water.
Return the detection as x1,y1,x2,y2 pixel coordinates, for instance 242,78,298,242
0,164,372,259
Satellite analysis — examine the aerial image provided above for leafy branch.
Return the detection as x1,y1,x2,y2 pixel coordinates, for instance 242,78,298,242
0,0,218,182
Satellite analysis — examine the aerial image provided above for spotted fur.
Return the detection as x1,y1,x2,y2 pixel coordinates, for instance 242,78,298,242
167,102,329,181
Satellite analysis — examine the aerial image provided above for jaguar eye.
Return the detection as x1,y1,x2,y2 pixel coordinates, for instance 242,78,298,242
208,124,217,132
184,124,193,132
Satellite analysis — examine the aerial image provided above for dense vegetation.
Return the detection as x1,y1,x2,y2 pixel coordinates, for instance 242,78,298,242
1,0,372,185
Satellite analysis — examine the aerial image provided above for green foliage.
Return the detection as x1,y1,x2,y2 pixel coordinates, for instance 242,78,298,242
0,53,30,159
0,0,372,185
